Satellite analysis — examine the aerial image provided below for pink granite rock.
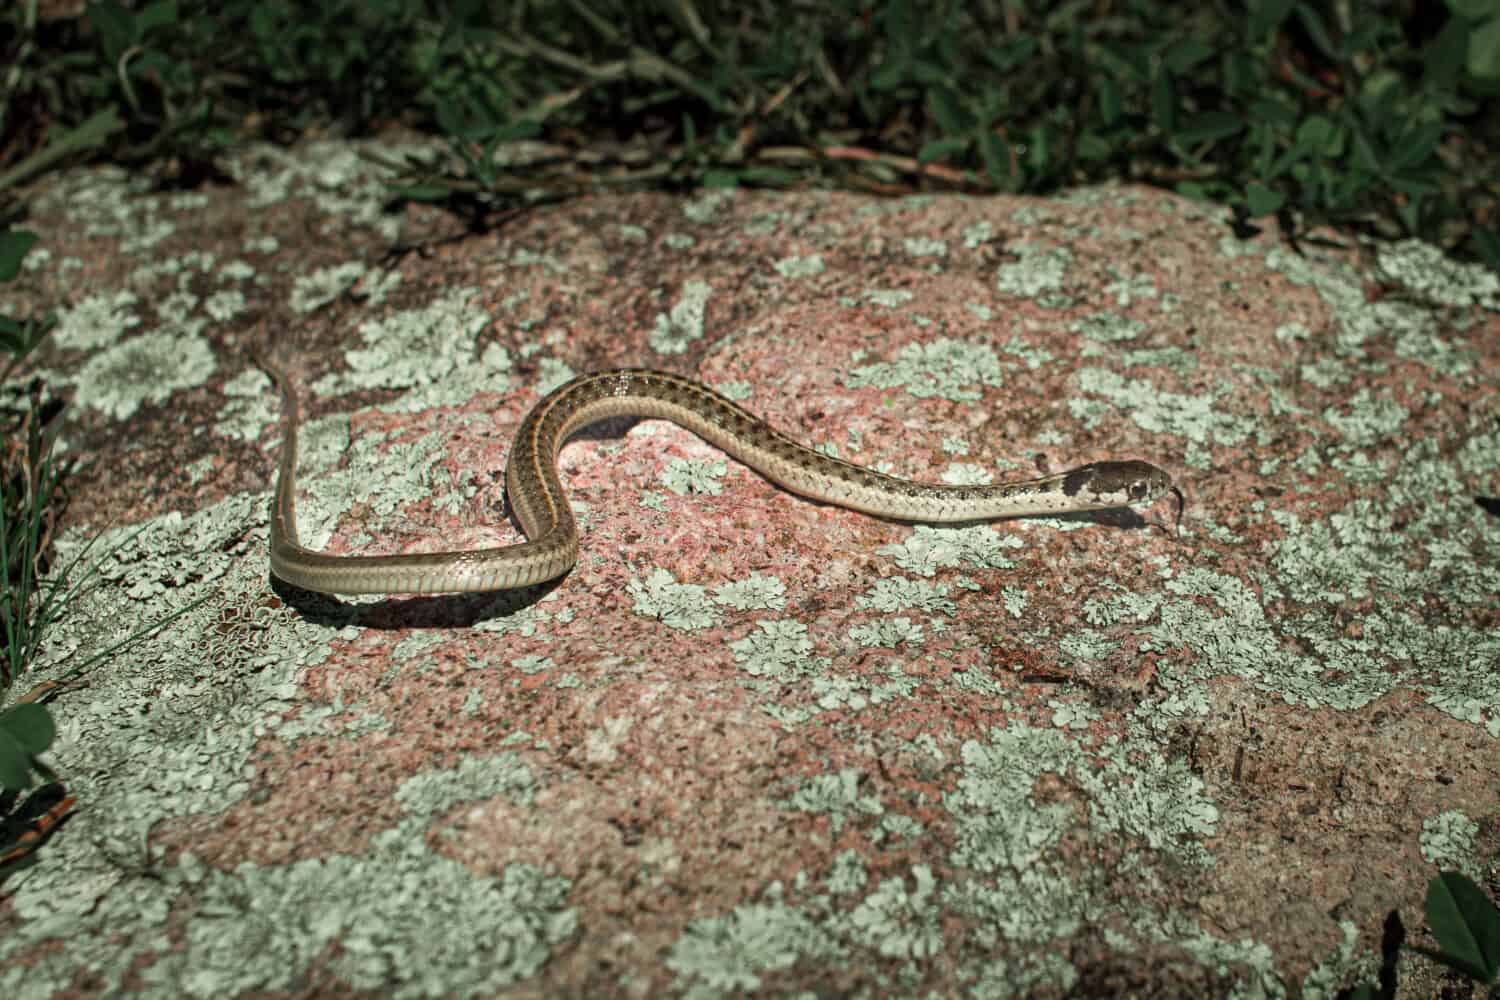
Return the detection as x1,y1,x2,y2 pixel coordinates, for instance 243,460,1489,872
0,142,1495,998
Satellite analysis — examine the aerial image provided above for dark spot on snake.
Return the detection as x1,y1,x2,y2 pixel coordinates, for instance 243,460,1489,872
1061,464,1096,498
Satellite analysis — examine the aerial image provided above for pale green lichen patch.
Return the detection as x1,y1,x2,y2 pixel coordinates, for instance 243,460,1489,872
71,329,217,420
662,457,727,495
136,840,574,999
228,139,429,243
903,237,947,258
712,379,752,402
394,752,537,813
839,865,944,959
286,424,468,553
877,524,1022,577
728,620,819,678
1320,389,1409,446
668,700,1236,992
1,482,577,997
681,189,734,223
941,462,993,485
1077,747,1219,857
855,577,956,617
36,165,175,250
713,573,787,612
773,254,825,278
650,280,714,355
628,568,718,631
1300,921,1378,1000
945,724,1081,872
315,288,498,399
1101,269,1160,307
844,338,1005,401
1419,811,1481,881
289,261,400,313
847,616,924,649
1149,568,1401,710
666,895,843,995
51,289,140,351
1070,368,1252,449
994,242,1075,305
215,366,281,442
779,768,885,833
1374,238,1500,310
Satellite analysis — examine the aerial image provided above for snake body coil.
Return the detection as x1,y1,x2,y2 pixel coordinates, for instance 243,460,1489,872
259,361,1173,595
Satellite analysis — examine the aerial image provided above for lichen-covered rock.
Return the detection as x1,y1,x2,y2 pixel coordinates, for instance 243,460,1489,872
1,142,1495,998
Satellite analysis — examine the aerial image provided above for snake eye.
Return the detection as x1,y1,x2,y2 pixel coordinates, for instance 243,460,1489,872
1129,479,1150,502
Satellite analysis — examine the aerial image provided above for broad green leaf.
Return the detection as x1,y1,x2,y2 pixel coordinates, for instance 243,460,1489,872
0,704,54,754
1426,872,1500,983
388,185,455,202
86,1,137,62
1469,14,1500,79
1295,115,1342,157
1151,72,1176,133
1249,0,1297,38
1473,226,1500,268
1097,77,1122,127
0,231,38,282
1294,3,1338,57
1175,111,1244,145
927,87,973,135
917,137,970,164
1245,182,1285,216
0,729,31,790
1387,121,1444,170
1446,0,1500,20
1424,18,1470,89
1163,39,1214,73
1249,98,1299,128
136,0,179,34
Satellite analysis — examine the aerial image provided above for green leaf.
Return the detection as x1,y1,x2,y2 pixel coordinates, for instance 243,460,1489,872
1245,181,1285,215
1163,39,1214,73
1294,3,1339,57
388,185,455,202
1468,14,1500,79
86,1,138,62
1446,0,1500,20
0,231,38,283
1472,226,1500,269
136,0,179,34
1386,121,1444,171
1249,0,1297,38
1389,174,1440,196
1175,111,1245,145
0,728,31,790
1294,115,1343,157
1426,871,1500,983
1151,71,1176,133
1249,98,1299,128
927,87,973,135
1424,18,1471,90
1097,77,1122,127
977,131,1010,186
917,137,970,163
701,169,740,188
0,704,54,755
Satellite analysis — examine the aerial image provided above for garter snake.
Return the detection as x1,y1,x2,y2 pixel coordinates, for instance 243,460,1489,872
256,356,1175,595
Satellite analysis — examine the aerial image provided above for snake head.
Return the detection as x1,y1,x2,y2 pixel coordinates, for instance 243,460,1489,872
1061,460,1174,509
